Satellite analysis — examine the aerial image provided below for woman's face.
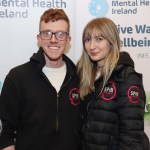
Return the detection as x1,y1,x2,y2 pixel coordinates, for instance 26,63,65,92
84,34,111,66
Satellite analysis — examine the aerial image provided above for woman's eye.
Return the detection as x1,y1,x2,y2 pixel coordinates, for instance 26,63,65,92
84,38,91,42
96,37,103,41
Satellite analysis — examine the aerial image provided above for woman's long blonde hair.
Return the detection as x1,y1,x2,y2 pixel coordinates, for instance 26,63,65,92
77,17,120,99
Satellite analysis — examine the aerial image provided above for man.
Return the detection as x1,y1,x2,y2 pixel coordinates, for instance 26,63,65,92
0,8,81,150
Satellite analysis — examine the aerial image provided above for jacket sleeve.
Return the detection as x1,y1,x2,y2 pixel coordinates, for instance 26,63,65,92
117,72,149,150
0,74,21,149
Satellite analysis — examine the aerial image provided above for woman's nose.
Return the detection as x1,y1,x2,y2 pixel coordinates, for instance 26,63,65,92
89,39,96,50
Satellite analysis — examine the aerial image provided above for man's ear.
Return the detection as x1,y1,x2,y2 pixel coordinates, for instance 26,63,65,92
66,36,71,45
37,34,42,47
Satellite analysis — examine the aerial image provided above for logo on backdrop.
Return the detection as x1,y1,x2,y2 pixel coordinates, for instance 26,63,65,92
88,0,109,17
0,0,67,19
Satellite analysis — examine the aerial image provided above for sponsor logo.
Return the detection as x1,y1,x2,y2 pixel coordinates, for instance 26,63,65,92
88,0,109,17
69,88,80,106
101,81,116,101
128,86,140,104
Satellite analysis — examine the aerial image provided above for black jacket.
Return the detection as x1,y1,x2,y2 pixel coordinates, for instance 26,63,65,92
0,48,82,150
82,51,149,150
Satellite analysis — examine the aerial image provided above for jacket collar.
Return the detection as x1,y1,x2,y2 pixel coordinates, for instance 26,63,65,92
30,47,77,77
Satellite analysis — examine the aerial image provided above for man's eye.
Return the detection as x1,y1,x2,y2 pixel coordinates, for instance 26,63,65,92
57,32,63,37
45,32,51,36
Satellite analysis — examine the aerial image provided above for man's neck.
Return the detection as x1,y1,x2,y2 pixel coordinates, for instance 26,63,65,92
44,53,64,68
45,60,64,68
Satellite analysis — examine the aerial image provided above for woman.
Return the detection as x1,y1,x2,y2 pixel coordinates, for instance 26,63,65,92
77,17,149,150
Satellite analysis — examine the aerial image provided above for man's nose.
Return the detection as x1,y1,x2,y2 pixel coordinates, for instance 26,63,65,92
50,33,58,42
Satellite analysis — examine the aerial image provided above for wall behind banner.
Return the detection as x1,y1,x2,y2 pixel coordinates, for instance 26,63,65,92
0,0,150,140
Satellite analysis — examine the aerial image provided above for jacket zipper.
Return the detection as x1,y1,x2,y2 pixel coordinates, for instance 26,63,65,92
82,94,95,148
43,74,72,133
54,76,72,150
55,76,72,131
56,93,59,132
38,64,73,149
40,72,58,150
87,100,92,112
55,76,72,129
60,76,72,91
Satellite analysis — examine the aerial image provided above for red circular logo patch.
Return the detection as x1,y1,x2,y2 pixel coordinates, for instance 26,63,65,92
128,86,140,104
101,81,116,101
69,88,80,106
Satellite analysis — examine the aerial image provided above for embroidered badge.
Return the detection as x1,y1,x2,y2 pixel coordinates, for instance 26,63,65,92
101,81,116,101
69,88,80,106
128,86,140,104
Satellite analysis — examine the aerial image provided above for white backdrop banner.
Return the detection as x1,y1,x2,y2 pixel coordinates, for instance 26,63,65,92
0,0,150,141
